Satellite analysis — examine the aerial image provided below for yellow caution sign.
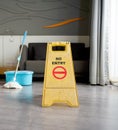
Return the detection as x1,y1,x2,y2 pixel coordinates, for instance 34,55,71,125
42,42,79,107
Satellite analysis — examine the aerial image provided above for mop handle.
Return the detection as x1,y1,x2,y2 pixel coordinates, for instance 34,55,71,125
14,31,28,81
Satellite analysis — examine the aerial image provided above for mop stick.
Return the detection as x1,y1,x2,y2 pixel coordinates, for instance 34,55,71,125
13,31,28,82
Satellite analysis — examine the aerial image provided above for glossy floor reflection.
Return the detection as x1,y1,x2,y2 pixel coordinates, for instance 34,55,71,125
0,81,118,130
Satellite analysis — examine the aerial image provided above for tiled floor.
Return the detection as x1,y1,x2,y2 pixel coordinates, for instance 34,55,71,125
0,80,118,130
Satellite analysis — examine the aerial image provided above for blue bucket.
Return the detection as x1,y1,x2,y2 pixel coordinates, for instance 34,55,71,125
4,71,34,86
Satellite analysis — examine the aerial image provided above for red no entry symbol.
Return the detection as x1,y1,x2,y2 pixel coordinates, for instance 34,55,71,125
52,66,67,79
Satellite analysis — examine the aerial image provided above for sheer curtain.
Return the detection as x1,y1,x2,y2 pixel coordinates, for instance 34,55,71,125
109,0,118,85
89,0,110,85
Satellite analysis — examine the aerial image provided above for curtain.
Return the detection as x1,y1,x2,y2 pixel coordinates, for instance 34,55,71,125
109,0,118,85
89,0,110,85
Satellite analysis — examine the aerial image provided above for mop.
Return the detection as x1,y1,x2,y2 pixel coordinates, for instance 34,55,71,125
3,31,28,89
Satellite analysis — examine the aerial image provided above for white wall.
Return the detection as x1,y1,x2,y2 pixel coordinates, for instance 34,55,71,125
0,36,3,66
25,36,89,47
0,35,89,67
3,36,21,67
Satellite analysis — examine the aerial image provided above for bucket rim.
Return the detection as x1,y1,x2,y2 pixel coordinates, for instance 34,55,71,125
4,70,34,74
